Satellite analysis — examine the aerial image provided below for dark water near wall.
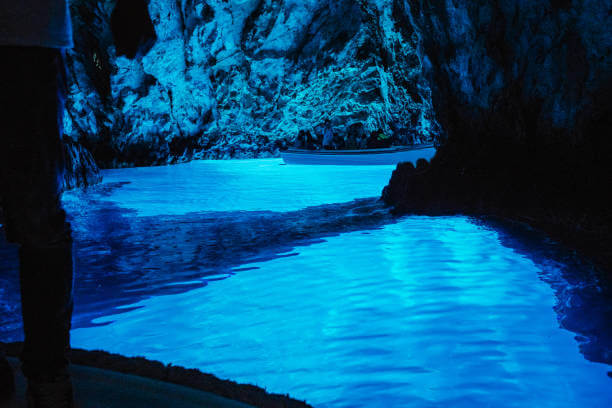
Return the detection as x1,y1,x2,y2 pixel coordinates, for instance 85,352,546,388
1,159,611,407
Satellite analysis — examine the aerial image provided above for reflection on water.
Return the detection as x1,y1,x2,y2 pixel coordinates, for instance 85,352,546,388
1,159,611,407
476,218,612,368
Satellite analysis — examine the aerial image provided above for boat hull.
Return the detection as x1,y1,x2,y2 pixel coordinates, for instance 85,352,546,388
280,145,436,166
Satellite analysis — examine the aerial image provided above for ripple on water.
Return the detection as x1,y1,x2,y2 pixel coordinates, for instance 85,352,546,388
1,159,611,407
68,217,612,408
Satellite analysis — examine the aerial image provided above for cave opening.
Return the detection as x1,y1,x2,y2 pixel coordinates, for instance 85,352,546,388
111,0,156,58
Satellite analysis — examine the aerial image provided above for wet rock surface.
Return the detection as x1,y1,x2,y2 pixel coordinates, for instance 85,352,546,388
383,0,612,275
66,0,436,168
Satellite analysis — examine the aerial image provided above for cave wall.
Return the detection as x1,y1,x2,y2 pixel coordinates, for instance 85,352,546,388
66,0,437,167
407,0,612,160
383,0,612,268
385,0,612,205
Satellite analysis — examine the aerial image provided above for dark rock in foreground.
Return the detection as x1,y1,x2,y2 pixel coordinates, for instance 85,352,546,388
383,0,612,275
0,140,101,226
1,342,311,408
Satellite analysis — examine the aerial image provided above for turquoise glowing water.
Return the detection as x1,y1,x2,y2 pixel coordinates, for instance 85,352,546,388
1,159,611,407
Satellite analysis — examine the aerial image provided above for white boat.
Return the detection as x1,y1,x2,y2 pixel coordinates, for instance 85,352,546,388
281,145,436,166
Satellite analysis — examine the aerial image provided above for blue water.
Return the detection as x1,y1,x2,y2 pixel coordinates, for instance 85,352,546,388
1,159,611,407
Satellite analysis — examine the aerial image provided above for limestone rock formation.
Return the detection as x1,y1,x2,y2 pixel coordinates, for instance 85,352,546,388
66,0,436,167
383,0,612,270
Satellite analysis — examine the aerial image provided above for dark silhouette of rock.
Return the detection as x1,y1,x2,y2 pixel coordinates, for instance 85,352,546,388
1,342,312,408
383,0,612,275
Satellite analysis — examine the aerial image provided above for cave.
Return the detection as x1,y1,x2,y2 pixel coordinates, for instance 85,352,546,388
110,0,156,59
1,1,611,407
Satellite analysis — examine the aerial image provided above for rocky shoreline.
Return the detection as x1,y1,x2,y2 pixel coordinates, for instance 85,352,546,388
382,155,612,280
1,342,311,408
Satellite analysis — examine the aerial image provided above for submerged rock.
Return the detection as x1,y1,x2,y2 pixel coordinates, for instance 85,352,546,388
66,0,436,167
383,0,612,273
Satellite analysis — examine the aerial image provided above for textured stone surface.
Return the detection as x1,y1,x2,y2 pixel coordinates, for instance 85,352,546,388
383,0,612,271
66,0,436,167
62,140,103,192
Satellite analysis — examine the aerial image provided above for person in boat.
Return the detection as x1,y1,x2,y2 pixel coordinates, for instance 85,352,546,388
367,130,393,149
345,132,360,150
294,130,307,149
345,122,366,150
305,130,317,150
333,132,346,150
366,130,379,148
294,130,317,150
304,130,317,150
322,119,335,150
378,132,393,148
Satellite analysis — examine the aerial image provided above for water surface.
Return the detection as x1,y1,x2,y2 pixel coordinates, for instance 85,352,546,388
1,159,610,407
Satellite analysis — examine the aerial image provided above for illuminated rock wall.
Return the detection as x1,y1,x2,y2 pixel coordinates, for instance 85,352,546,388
66,0,436,167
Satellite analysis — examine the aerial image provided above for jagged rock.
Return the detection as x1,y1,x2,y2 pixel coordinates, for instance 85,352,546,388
62,140,103,192
383,0,612,273
66,0,436,167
